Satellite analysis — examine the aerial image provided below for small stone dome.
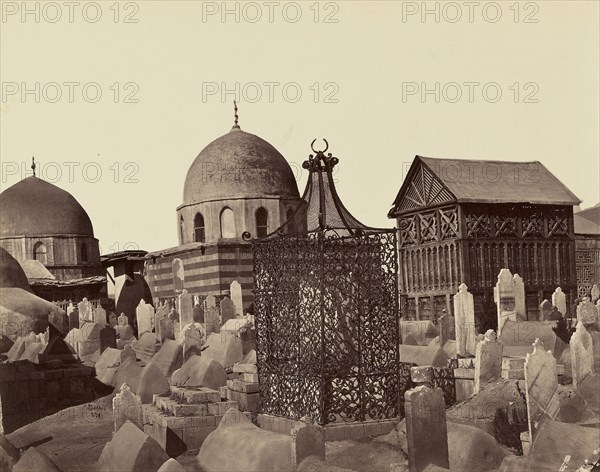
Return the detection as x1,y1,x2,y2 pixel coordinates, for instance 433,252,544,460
183,128,299,205
0,177,94,238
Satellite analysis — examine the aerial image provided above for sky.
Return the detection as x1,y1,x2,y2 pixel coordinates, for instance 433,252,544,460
1,0,599,253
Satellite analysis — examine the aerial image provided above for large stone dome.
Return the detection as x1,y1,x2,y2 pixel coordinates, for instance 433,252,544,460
183,127,299,205
0,177,94,238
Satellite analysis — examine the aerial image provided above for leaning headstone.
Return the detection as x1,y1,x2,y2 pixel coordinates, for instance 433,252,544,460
205,306,221,334
591,284,600,303
100,326,117,353
494,269,518,334
570,321,594,388
474,329,503,394
78,297,94,326
113,383,143,432
577,297,597,326
230,280,243,316
552,287,567,317
453,283,476,356
136,300,154,336
539,300,554,321
220,297,236,324
513,274,526,321
524,338,560,441
404,385,449,472
154,302,169,342
93,305,107,326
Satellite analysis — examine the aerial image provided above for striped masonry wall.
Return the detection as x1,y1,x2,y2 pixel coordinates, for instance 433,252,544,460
144,242,254,310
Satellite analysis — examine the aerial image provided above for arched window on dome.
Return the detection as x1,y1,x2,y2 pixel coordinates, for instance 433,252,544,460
220,208,236,239
194,213,205,243
33,242,47,265
256,207,268,238
81,243,88,262
286,207,295,234
180,216,185,244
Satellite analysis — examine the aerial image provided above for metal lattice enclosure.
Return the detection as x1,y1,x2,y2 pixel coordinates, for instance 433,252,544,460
249,141,400,425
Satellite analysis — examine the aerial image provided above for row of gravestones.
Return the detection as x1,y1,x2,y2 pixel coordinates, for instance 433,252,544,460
406,327,596,471
452,268,598,357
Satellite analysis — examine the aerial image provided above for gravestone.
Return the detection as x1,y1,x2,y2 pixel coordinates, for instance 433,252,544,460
67,303,78,331
205,306,221,334
116,314,135,341
182,323,204,361
78,298,93,326
552,287,567,316
539,300,553,321
93,305,107,326
474,330,503,394
524,338,560,440
177,289,194,328
577,298,597,326
136,300,154,336
100,326,117,353
220,297,236,324
154,302,169,342
591,284,600,303
112,383,143,432
230,280,243,316
108,312,118,328
494,269,518,334
79,322,101,358
453,283,476,356
172,258,184,292
404,385,449,472
570,321,594,388
193,303,205,323
513,274,526,321
159,316,175,343
205,294,217,310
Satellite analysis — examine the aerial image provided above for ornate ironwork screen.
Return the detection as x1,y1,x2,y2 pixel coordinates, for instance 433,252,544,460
250,141,401,425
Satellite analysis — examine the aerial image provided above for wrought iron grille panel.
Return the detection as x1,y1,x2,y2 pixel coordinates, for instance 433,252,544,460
254,229,400,425
432,367,456,407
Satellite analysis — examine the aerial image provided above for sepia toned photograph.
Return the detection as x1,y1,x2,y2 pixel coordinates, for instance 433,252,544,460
0,1,599,471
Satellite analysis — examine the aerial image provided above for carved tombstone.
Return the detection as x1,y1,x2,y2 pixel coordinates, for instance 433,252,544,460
230,280,243,316
494,269,518,333
78,297,94,326
172,258,184,293
524,338,560,441
552,287,567,317
136,300,154,336
570,321,594,388
112,383,143,432
474,330,503,394
453,283,476,356
93,305,107,326
177,289,194,328
577,297,597,326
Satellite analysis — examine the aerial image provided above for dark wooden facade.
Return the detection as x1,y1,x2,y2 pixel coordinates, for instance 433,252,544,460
388,156,581,325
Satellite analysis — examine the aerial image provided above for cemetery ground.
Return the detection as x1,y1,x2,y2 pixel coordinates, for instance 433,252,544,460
1,280,600,471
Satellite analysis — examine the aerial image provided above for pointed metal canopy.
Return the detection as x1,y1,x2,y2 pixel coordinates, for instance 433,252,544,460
244,139,390,240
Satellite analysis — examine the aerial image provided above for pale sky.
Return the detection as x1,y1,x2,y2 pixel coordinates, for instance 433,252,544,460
1,1,598,253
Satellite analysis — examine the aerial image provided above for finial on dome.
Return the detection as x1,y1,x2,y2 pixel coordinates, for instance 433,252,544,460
31,156,36,177
232,100,240,130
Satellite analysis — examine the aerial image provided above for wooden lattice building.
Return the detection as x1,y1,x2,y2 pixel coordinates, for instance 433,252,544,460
388,156,581,325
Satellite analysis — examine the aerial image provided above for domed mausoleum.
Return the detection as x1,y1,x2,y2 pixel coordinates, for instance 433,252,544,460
0,162,105,302
145,110,302,309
